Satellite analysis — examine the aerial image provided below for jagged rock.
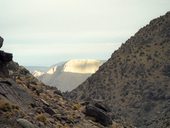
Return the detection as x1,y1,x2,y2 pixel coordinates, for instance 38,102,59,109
94,102,111,113
0,36,3,48
40,99,49,107
0,36,13,62
17,118,38,128
54,89,62,96
43,106,56,116
85,103,112,126
0,51,13,62
0,80,12,86
0,79,35,108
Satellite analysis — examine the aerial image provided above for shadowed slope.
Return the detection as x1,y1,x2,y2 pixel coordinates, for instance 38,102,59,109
68,12,170,128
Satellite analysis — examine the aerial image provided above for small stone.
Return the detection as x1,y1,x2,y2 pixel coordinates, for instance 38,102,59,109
17,118,39,128
85,103,112,126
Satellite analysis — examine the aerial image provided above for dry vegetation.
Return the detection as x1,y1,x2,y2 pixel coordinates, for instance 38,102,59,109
68,12,170,128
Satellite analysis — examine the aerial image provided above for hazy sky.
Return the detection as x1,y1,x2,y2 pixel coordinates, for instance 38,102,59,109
0,0,170,66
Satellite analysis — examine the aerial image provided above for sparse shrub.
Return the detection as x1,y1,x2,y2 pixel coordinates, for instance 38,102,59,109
154,51,159,57
12,104,19,110
139,52,145,56
143,102,154,112
55,124,63,128
30,86,36,91
4,112,14,118
133,55,136,58
146,44,150,47
0,99,19,114
0,99,12,112
73,103,81,110
133,61,136,64
160,42,164,46
36,114,47,123
147,55,152,60
121,98,125,103
127,59,131,61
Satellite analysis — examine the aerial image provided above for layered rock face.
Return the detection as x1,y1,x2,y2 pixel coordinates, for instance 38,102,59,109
68,12,170,128
0,36,13,62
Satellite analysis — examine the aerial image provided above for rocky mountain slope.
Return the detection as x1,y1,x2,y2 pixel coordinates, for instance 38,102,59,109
0,37,130,127
68,12,170,128
28,60,104,92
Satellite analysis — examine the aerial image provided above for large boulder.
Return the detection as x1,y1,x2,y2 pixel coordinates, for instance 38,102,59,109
85,102,112,126
0,51,13,62
43,106,56,116
0,36,3,48
17,118,38,128
0,36,13,62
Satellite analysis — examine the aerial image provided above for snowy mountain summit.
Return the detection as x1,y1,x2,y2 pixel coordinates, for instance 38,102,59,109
63,59,103,73
27,59,104,92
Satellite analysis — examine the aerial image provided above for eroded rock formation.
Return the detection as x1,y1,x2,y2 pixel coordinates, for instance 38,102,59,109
0,36,13,63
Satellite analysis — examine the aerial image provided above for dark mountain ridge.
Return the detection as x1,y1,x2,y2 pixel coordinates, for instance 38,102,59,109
68,12,170,128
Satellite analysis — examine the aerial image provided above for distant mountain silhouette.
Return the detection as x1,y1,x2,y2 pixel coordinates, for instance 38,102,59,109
28,59,104,92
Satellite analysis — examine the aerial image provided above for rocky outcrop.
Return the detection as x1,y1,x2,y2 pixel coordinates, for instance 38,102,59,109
0,36,4,48
85,102,112,126
0,51,13,63
68,12,170,128
43,106,56,116
0,36,13,63
0,79,35,108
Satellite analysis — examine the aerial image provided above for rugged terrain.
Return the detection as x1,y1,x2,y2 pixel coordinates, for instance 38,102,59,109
0,37,128,127
27,60,104,92
68,12,170,128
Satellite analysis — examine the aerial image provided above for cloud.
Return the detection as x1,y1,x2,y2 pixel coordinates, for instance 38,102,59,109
4,42,120,56
0,0,170,65
7,42,121,66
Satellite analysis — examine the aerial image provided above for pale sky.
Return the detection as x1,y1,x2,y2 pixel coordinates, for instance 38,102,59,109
0,0,170,66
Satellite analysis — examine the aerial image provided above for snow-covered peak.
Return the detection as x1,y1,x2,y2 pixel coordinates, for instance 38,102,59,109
47,66,57,74
32,70,44,77
63,59,103,74
26,59,105,91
